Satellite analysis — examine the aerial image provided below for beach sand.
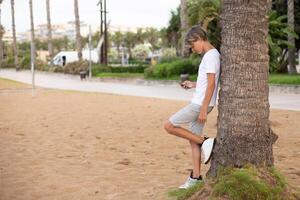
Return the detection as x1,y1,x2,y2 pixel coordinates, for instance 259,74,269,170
0,79,299,200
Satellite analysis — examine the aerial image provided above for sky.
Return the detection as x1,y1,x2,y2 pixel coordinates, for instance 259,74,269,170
1,0,180,33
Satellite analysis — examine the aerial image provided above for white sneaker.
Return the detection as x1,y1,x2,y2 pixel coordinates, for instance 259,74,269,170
179,176,203,189
201,138,216,164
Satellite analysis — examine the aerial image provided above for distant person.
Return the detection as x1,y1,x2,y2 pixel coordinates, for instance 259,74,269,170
164,25,220,189
62,56,66,66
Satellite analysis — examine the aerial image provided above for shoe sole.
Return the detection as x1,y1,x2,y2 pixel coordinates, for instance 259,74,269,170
204,138,216,164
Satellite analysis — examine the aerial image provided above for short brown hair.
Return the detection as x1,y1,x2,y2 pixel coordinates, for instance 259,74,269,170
184,25,208,48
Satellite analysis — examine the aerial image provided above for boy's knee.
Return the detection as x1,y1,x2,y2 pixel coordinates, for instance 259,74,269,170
164,121,174,133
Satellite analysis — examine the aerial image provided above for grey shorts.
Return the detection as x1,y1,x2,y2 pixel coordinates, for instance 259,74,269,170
169,103,213,136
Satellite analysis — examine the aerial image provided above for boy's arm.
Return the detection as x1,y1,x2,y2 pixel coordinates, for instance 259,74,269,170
198,73,215,123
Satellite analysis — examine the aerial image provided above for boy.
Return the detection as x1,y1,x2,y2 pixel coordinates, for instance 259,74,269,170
164,25,220,189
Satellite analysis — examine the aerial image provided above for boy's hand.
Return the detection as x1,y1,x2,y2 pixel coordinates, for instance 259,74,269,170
180,81,194,89
198,109,207,124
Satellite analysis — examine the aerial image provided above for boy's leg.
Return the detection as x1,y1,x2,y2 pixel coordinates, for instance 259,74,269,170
164,104,207,144
190,141,201,178
164,121,205,144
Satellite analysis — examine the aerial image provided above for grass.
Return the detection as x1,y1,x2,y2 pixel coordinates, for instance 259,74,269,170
146,74,300,85
0,78,31,90
96,73,300,85
269,74,300,85
167,165,294,200
168,181,205,200
212,166,287,200
94,73,144,78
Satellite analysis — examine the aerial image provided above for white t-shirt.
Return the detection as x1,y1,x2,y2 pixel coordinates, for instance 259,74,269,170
191,49,220,106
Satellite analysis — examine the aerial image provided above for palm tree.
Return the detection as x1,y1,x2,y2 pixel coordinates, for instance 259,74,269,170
0,0,4,62
180,0,189,57
135,28,145,45
0,25,4,63
208,0,278,176
10,0,19,70
287,0,297,74
29,0,35,88
188,0,220,31
46,0,54,61
144,27,159,50
123,31,135,59
111,31,123,59
73,0,82,60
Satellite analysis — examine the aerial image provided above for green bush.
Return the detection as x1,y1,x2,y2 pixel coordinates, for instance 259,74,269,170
20,55,31,69
92,65,147,76
0,58,15,68
153,63,168,78
63,61,89,75
35,60,49,71
92,65,111,75
144,67,155,78
159,56,180,64
48,66,64,73
145,58,200,78
111,66,146,73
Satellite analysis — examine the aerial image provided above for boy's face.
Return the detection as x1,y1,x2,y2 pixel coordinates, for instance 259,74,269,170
190,39,204,54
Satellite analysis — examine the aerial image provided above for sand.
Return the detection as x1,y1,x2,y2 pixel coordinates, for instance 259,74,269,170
0,79,299,200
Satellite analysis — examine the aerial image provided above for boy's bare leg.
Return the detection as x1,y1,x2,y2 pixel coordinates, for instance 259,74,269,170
190,141,201,178
164,121,205,144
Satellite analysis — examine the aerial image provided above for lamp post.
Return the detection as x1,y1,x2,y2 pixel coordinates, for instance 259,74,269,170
97,0,107,66
88,25,92,79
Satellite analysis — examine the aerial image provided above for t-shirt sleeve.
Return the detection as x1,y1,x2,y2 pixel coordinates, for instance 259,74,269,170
204,52,220,74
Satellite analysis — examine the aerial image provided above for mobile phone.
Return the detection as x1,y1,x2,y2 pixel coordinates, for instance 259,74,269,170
180,82,190,89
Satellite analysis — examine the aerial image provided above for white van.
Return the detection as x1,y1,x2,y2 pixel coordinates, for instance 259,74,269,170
51,50,99,66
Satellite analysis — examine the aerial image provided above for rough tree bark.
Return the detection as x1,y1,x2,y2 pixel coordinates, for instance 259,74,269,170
74,0,82,61
287,0,297,74
11,0,19,70
180,0,189,57
46,0,54,61
207,0,278,177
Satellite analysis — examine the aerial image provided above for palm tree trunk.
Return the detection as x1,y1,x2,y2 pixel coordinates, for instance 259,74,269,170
29,0,35,88
180,0,189,57
46,0,54,61
10,0,19,70
0,0,4,62
288,0,297,74
207,0,278,177
0,27,3,63
74,0,82,60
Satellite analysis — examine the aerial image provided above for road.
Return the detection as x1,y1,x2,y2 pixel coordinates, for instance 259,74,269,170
0,69,299,111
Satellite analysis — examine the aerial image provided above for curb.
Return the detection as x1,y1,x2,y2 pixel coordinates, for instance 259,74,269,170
94,78,300,94
269,84,300,94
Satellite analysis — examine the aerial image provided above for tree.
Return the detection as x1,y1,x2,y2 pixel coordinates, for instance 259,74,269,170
0,0,4,62
73,0,82,60
272,0,300,72
188,0,220,30
287,0,297,74
135,28,145,45
180,0,189,57
208,0,278,176
0,25,4,62
123,31,135,59
144,27,160,50
46,0,54,61
166,7,181,55
111,31,123,59
29,0,35,61
188,0,221,49
10,0,19,70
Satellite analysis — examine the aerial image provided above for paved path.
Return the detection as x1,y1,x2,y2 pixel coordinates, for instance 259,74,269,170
1,69,299,111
